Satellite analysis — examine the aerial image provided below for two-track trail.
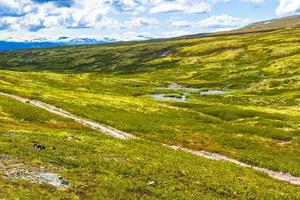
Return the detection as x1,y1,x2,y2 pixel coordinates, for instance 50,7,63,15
1,91,300,186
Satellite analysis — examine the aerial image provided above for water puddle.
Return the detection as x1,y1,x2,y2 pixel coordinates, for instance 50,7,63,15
150,94,186,102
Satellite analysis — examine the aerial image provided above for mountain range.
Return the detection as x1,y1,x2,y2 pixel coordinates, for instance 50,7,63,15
0,37,117,51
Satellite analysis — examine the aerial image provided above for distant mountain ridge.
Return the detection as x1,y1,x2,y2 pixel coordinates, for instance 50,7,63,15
0,37,117,51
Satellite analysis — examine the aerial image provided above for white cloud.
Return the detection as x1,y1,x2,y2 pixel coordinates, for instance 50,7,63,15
170,20,191,28
214,27,233,32
162,30,192,37
210,0,231,3
149,0,210,14
112,0,146,13
197,15,250,28
0,1,110,30
0,0,145,31
122,31,152,40
0,0,217,32
124,17,159,28
276,0,300,15
169,15,250,31
0,0,33,16
241,0,264,4
0,0,256,42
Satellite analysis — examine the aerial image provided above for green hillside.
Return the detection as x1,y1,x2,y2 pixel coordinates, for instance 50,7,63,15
1,27,300,90
240,15,300,32
0,18,300,199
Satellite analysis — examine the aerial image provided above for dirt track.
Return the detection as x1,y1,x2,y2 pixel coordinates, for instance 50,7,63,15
1,91,300,186
0,92,134,140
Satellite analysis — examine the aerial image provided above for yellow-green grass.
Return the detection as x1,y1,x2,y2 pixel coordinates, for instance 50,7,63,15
0,28,299,196
0,69,300,177
2,95,300,199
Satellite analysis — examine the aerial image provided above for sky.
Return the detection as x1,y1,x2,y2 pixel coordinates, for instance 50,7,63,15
0,0,299,42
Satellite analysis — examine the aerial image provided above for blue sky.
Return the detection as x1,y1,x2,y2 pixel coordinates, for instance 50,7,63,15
0,0,299,42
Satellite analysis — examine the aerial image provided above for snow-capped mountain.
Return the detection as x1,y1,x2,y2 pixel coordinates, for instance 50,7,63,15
0,37,118,51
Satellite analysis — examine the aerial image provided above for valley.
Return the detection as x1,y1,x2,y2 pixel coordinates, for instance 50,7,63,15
0,20,300,199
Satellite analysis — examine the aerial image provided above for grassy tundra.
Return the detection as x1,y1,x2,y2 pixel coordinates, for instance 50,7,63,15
0,27,300,198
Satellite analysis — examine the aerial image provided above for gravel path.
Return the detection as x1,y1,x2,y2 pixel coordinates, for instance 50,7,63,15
170,146,300,185
1,91,300,186
0,92,134,140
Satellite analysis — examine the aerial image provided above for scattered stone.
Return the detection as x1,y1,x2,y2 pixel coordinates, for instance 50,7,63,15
67,135,83,142
61,179,70,185
33,143,46,151
34,173,69,188
49,146,57,150
0,155,69,188
147,181,155,186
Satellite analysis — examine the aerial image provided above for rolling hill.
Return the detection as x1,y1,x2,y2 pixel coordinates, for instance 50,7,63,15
240,15,300,32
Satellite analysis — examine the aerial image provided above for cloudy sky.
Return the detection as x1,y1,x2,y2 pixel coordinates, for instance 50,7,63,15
0,0,299,41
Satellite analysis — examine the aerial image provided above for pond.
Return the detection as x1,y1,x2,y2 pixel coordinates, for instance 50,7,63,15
150,94,186,102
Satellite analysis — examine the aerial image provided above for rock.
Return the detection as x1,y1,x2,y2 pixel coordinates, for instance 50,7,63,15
147,181,155,186
0,155,69,188
61,179,69,185
33,143,46,151
67,135,82,142
35,172,69,188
